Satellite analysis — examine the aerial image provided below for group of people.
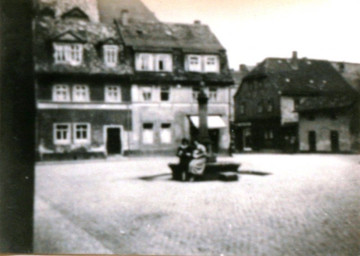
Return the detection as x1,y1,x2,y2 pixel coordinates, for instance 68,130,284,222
176,138,207,181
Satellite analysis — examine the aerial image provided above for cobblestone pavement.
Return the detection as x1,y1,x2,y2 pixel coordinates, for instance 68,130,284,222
34,154,360,255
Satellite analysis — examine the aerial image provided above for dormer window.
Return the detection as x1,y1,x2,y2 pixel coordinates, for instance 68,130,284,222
186,55,220,73
188,55,202,72
135,53,172,72
204,56,220,72
103,45,119,67
54,43,83,66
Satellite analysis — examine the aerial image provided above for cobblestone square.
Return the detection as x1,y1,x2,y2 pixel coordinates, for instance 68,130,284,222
34,154,360,255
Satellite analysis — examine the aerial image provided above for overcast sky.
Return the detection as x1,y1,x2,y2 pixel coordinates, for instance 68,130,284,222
142,0,360,69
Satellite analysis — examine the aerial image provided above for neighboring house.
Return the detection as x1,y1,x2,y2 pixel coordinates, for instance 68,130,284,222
119,21,233,154
233,51,358,153
34,0,233,159
296,95,357,152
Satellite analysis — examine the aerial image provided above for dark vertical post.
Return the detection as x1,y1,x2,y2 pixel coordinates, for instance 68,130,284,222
197,81,216,162
198,81,210,143
0,0,35,253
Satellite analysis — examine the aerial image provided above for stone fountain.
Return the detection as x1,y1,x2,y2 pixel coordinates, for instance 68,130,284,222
169,81,240,181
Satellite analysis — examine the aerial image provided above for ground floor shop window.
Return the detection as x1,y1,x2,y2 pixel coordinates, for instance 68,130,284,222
143,123,154,144
54,123,71,145
160,123,172,144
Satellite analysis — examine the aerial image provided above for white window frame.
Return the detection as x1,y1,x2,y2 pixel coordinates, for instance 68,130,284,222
142,123,154,144
186,55,202,72
155,54,173,72
136,53,153,71
53,123,71,145
160,123,172,144
54,43,83,66
73,123,91,144
52,84,71,102
105,85,122,102
103,45,119,67
72,84,90,102
141,86,152,101
209,87,218,101
204,55,220,73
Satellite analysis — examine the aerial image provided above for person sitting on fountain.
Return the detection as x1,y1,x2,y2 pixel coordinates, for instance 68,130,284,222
188,140,207,181
176,138,192,181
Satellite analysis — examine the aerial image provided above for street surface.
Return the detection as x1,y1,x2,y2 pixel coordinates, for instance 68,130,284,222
34,154,360,255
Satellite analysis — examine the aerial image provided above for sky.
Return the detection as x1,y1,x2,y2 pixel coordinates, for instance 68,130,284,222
142,0,360,69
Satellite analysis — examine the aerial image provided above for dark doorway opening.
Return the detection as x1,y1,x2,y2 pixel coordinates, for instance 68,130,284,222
308,131,316,152
330,131,339,152
106,128,122,154
209,129,220,153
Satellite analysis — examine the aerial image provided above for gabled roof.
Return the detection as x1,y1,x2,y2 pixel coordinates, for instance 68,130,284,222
243,57,356,96
97,0,158,24
37,0,99,22
34,18,132,75
296,95,355,112
117,22,225,53
52,30,86,43
61,7,89,20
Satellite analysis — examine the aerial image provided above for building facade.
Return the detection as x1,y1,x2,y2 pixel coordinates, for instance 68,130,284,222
233,52,359,153
34,0,233,159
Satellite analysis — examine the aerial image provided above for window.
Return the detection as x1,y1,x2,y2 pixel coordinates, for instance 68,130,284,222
72,85,89,102
155,54,172,72
240,103,246,115
103,45,119,67
137,53,152,71
53,84,70,102
161,123,172,144
204,55,220,73
161,86,170,101
192,86,200,100
257,103,263,113
209,87,217,101
142,87,152,101
73,123,90,144
142,123,154,144
187,55,202,72
186,55,219,73
105,85,121,102
54,123,71,145
54,43,83,65
264,130,274,140
267,101,273,112
136,53,172,72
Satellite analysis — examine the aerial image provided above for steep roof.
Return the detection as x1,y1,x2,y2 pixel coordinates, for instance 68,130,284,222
244,57,356,96
117,22,225,53
97,0,158,24
37,0,100,22
296,95,355,112
34,18,132,75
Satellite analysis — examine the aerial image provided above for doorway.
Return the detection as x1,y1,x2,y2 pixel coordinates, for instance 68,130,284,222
106,127,122,155
209,129,220,153
330,131,339,152
308,131,316,152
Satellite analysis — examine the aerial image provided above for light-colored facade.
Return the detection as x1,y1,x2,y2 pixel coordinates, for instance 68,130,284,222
130,85,231,153
298,111,352,152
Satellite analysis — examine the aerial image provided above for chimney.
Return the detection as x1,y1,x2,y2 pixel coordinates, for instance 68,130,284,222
290,50,298,70
239,64,248,72
338,62,345,73
121,9,129,25
194,20,201,25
